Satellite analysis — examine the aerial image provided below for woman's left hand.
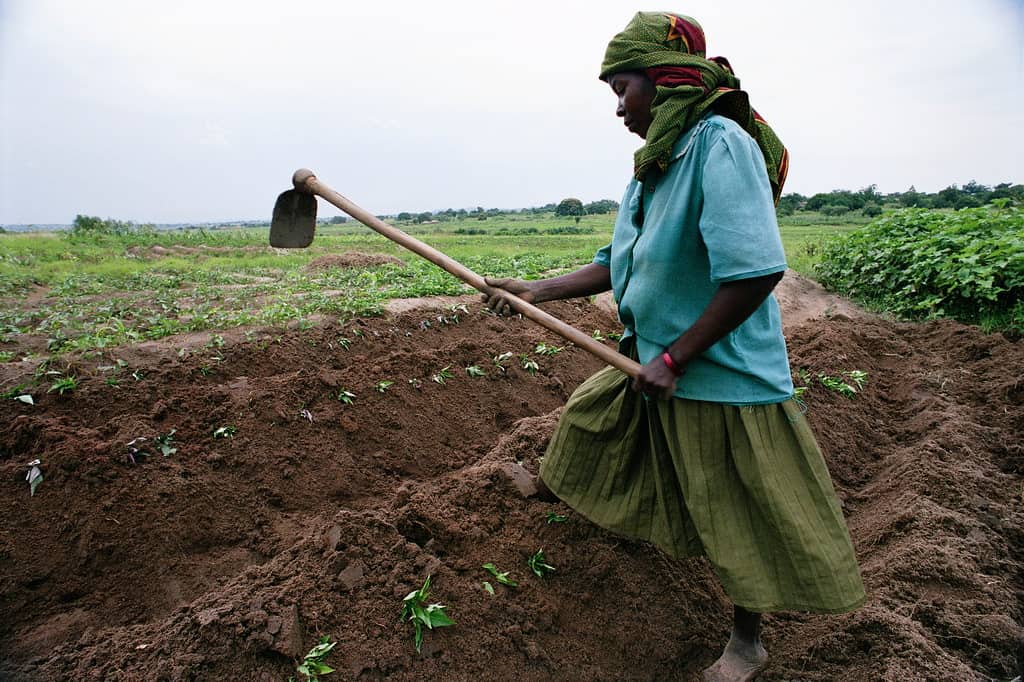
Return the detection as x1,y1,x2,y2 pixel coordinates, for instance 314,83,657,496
632,356,681,400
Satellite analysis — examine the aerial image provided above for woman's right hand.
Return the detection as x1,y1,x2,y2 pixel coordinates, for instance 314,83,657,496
482,277,538,316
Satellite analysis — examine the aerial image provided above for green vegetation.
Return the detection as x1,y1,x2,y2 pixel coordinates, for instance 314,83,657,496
293,636,337,681
1,186,1019,367
815,207,1023,333
212,425,237,439
527,549,556,578
482,563,518,587
399,575,454,653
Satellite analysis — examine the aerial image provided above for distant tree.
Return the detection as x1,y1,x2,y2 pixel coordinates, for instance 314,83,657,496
71,214,106,234
583,199,619,214
989,183,1024,204
329,216,348,224
397,212,412,221
899,186,928,208
555,198,584,217
414,212,433,223
862,202,883,217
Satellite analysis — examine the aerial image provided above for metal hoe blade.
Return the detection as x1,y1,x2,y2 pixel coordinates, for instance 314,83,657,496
270,189,317,248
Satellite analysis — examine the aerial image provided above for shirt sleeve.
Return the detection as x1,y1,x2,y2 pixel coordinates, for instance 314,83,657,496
593,242,612,267
698,125,787,283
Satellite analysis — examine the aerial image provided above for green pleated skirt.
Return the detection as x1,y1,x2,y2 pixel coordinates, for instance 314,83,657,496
540,364,866,614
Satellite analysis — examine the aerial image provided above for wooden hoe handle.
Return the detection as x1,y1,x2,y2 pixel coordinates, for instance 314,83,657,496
291,169,641,378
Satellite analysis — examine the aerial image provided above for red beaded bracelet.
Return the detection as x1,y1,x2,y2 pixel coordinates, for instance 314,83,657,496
661,351,683,377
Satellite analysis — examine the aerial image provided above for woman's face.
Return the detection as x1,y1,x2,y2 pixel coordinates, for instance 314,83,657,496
608,72,656,139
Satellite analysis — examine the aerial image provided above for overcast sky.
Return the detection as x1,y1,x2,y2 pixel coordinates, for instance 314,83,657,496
1,0,1022,224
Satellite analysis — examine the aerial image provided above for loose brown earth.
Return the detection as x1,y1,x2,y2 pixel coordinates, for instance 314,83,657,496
0,272,1022,681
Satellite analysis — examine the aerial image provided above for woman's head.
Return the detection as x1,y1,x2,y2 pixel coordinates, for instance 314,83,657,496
600,12,708,81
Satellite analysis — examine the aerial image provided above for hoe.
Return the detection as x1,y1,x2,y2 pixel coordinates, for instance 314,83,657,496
270,169,640,377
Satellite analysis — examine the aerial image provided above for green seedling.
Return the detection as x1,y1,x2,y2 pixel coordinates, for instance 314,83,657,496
545,512,568,524
818,370,868,399
431,366,454,385
591,330,606,341
534,343,564,356
125,436,150,464
492,351,513,374
48,374,79,395
131,369,146,381
845,370,868,390
337,336,352,350
527,549,556,578
792,386,808,400
294,635,337,681
2,383,31,400
400,575,454,653
206,334,225,348
374,380,394,393
520,355,539,375
155,429,177,457
482,581,495,595
465,365,486,378
0,351,14,362
408,378,422,390
336,389,356,404
482,563,518,587
213,425,237,439
299,408,314,423
26,459,43,496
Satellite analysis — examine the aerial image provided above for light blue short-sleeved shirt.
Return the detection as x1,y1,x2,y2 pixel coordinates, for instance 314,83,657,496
594,114,793,405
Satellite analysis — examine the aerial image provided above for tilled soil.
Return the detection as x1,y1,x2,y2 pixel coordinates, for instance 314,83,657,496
0,285,1021,681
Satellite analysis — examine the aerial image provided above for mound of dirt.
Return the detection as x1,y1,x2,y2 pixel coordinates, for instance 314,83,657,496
0,293,1021,680
305,252,405,271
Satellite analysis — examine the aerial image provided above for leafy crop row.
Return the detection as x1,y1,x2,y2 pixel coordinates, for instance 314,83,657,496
815,206,1023,333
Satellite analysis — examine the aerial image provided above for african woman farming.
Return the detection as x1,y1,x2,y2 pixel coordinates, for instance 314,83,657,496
484,12,865,682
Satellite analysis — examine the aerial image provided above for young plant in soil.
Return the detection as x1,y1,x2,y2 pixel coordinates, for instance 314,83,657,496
374,380,394,393
155,430,177,457
465,365,486,378
431,366,454,385
545,512,568,524
212,425,237,439
48,374,79,395
292,635,337,681
534,343,564,356
336,389,356,404
492,351,513,374
400,575,454,653
819,370,868,398
520,354,540,375
482,563,518,588
25,459,43,496
527,549,556,578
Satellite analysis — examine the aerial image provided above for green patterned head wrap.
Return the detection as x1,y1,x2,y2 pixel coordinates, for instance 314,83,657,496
601,12,789,202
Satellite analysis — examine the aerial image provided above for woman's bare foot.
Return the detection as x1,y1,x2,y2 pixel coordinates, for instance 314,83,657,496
700,634,768,682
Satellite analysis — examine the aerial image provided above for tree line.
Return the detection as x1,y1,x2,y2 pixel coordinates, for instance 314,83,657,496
778,181,1023,217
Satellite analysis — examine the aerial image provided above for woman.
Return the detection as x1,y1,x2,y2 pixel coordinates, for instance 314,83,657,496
485,12,865,682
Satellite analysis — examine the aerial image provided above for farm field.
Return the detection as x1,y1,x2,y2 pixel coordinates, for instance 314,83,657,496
0,215,1021,680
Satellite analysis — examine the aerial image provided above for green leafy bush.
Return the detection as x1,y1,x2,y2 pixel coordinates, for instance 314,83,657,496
815,207,1024,332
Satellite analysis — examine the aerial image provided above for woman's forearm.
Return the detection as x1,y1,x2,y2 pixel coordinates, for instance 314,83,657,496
530,263,612,303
